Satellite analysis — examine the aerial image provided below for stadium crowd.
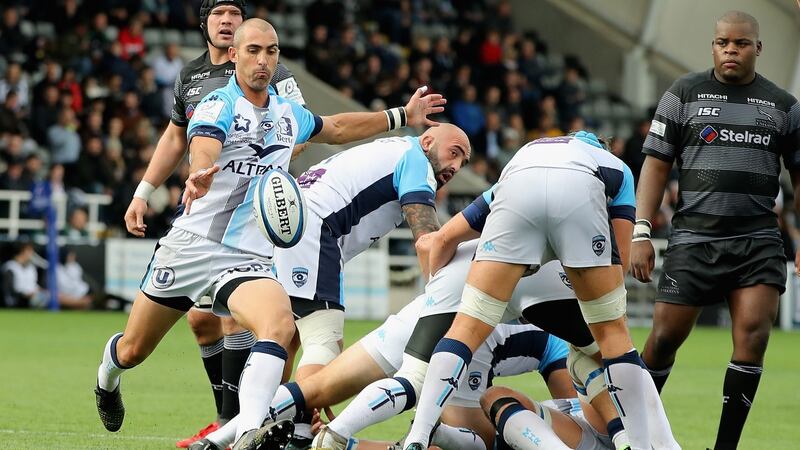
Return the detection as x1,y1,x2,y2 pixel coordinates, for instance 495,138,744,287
0,0,794,252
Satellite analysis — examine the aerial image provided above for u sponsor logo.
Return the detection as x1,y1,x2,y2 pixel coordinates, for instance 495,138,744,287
152,266,175,289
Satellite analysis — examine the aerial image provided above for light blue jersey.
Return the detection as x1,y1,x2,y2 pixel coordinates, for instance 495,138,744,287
175,76,322,256
295,136,437,263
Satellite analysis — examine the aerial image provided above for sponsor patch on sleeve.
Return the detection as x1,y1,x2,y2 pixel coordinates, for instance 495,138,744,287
193,100,224,123
650,120,666,137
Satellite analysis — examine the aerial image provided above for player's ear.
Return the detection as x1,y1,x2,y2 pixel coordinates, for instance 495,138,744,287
421,134,434,153
756,40,762,56
229,45,238,63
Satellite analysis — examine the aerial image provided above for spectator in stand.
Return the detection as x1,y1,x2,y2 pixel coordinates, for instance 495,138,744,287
33,61,62,105
431,36,455,85
47,107,81,165
474,110,503,162
306,25,335,81
0,91,24,134
556,66,586,126
103,41,138,92
138,67,164,122
23,153,43,184
480,29,503,68
0,155,28,191
529,114,561,140
61,206,91,242
0,63,30,114
0,7,29,62
451,84,485,140
1,242,45,308
55,247,94,310
518,37,543,91
71,135,114,194
58,68,84,114
32,85,61,143
118,16,146,60
151,42,184,117
623,118,650,185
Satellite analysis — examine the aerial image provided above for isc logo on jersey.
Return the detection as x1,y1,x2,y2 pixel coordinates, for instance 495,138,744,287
253,168,307,248
700,125,771,146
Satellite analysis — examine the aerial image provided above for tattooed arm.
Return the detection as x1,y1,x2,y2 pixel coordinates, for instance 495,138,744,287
402,203,441,279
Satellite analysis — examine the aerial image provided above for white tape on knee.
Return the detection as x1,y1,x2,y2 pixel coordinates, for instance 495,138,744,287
395,353,429,401
567,344,606,403
576,341,600,357
578,284,627,324
296,309,344,366
458,284,508,327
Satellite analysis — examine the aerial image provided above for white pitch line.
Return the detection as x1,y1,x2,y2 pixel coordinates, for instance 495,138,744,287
0,428,179,442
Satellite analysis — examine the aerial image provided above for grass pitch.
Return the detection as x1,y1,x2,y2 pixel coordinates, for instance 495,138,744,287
0,310,797,449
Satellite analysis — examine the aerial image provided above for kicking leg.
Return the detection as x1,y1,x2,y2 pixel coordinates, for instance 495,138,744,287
96,291,185,431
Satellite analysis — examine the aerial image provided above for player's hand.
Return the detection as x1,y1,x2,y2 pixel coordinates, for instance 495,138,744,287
630,240,656,282
182,165,220,215
404,86,446,128
124,197,148,237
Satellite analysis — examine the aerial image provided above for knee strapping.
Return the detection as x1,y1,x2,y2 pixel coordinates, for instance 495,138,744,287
296,309,344,366
395,353,429,403
567,344,606,403
578,284,627,323
459,284,508,327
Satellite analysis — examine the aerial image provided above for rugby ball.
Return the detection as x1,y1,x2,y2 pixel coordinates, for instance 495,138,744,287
252,168,307,248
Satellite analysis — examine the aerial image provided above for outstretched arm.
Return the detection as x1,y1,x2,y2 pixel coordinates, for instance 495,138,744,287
311,87,446,145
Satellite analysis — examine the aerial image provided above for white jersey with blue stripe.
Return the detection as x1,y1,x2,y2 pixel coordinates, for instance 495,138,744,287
175,76,322,257
296,135,437,262
500,136,636,222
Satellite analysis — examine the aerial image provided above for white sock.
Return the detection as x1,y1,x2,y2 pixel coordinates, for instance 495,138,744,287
498,405,571,450
603,350,649,450
97,333,127,391
405,338,472,447
235,340,288,441
328,377,416,437
266,382,307,424
641,368,681,449
431,423,486,450
207,417,238,447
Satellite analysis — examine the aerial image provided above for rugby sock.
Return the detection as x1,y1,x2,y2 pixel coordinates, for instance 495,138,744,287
603,350,650,450
221,331,256,422
643,361,673,393
199,338,224,417
327,377,416,437
496,403,570,450
265,382,307,423
404,338,472,447
431,423,486,450
713,360,763,450
97,333,129,391
206,417,237,448
606,417,630,450
235,340,287,441
640,368,680,449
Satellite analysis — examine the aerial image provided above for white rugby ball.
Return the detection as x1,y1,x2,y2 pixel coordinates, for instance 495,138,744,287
252,168,307,248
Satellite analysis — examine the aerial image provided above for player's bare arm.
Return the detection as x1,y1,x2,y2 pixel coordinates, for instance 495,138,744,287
182,136,223,214
611,218,634,273
791,168,800,274
125,121,188,237
403,203,442,277
417,212,480,278
311,87,446,145
631,155,672,282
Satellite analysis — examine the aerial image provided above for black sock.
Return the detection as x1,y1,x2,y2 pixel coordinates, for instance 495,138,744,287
714,360,762,450
643,361,673,393
220,331,256,422
199,339,224,417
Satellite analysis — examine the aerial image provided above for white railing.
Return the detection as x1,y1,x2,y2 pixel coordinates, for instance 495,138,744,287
0,189,112,239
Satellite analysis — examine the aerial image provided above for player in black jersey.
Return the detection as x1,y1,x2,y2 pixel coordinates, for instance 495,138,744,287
118,1,306,446
631,11,800,449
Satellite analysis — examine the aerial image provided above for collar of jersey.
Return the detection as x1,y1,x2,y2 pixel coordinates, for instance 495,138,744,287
227,75,271,109
405,135,425,155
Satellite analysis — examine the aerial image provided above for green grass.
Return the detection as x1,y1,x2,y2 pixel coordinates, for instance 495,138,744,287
0,310,798,449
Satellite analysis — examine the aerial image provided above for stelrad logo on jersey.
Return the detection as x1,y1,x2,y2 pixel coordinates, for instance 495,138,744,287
700,125,771,146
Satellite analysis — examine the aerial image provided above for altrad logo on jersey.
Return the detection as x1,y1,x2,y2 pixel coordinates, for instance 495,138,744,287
700,125,771,146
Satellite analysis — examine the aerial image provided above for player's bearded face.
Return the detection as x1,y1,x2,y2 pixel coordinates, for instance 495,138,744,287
208,5,243,49
712,21,760,83
427,141,467,189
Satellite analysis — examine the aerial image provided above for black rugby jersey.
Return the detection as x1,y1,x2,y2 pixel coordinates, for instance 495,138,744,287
643,69,800,243
170,52,305,127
